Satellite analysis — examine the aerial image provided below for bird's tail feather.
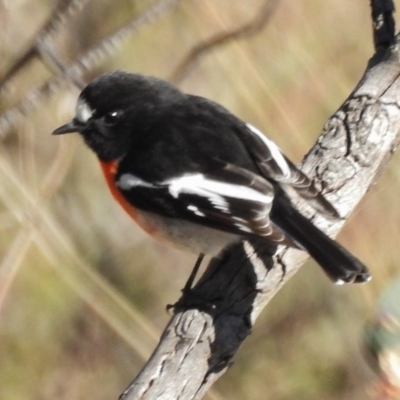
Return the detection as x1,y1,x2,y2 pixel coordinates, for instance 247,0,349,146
271,198,371,284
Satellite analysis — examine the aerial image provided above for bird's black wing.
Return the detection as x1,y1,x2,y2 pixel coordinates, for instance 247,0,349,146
115,160,292,245
229,123,371,283
236,123,339,218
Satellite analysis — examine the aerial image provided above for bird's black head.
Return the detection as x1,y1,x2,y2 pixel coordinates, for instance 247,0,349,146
52,70,183,161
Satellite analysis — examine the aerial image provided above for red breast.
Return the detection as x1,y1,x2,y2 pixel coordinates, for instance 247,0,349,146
99,160,160,237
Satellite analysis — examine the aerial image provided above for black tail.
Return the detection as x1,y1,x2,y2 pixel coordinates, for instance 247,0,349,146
271,196,371,284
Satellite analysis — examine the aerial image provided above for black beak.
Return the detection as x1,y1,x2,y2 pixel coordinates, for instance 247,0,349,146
52,120,81,135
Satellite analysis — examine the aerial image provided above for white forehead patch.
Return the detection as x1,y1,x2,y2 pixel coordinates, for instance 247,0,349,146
75,98,94,123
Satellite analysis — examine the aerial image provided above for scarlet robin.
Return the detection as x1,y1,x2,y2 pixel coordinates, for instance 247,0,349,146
53,70,370,284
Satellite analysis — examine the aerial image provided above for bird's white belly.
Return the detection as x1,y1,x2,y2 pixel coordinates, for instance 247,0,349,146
135,210,240,255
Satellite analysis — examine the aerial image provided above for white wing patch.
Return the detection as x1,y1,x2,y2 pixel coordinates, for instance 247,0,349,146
234,224,253,233
116,171,274,236
187,205,206,217
76,98,95,123
117,172,271,207
246,123,291,180
167,173,271,208
116,173,154,190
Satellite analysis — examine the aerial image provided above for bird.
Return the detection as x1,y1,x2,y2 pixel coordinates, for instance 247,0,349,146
52,70,371,285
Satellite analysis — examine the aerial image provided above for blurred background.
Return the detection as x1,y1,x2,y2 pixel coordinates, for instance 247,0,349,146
1,0,400,399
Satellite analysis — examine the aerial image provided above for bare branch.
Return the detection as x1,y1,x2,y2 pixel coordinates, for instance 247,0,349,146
170,0,279,84
70,0,182,79
0,0,183,136
0,0,87,88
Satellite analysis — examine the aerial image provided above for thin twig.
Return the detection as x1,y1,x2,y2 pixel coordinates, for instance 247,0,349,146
0,0,183,136
57,0,183,85
0,0,87,89
170,0,279,84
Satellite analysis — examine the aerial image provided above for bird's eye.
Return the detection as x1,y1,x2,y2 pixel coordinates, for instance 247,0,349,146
104,110,122,126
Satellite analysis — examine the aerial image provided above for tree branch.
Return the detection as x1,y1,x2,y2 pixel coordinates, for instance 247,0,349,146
170,0,279,84
0,0,183,136
0,0,87,88
120,2,400,399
